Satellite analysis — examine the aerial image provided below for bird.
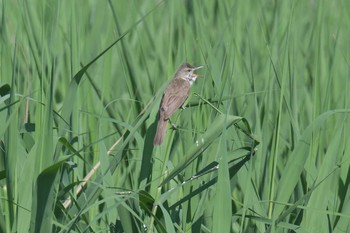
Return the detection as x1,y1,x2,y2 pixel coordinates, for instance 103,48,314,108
153,63,204,145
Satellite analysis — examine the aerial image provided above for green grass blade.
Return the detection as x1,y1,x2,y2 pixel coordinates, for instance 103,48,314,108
30,160,65,233
213,132,231,233
273,110,350,218
301,125,344,231
159,114,243,187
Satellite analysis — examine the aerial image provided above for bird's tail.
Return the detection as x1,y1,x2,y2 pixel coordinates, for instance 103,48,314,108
154,118,168,145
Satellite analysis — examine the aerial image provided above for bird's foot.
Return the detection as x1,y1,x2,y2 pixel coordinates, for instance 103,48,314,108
170,123,178,130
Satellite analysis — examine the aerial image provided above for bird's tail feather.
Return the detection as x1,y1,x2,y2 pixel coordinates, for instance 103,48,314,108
153,119,168,145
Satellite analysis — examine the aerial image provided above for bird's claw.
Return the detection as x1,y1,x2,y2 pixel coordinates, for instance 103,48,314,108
170,123,178,129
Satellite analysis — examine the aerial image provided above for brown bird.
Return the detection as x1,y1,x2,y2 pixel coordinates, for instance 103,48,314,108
153,63,204,145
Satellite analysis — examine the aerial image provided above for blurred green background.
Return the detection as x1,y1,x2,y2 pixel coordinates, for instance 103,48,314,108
1,0,350,232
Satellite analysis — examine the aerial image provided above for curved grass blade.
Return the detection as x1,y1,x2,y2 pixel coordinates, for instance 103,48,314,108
273,109,350,218
159,114,243,187
58,3,162,136
30,159,67,233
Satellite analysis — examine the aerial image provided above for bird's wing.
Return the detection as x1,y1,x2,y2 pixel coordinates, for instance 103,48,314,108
160,79,190,120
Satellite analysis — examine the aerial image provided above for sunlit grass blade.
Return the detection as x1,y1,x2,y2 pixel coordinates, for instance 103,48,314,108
159,204,176,233
3,41,20,232
30,70,55,232
159,114,244,187
213,129,231,233
300,124,344,231
273,110,350,219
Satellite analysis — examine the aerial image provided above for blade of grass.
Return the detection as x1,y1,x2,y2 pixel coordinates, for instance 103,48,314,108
212,119,231,233
273,109,350,219
300,125,344,231
159,114,243,187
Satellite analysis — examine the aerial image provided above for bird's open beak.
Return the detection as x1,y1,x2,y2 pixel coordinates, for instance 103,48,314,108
191,65,204,78
193,65,204,70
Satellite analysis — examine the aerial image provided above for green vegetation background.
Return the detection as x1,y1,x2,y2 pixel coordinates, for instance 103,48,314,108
1,0,350,232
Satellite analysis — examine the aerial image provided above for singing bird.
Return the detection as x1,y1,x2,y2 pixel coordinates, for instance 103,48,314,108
153,63,204,145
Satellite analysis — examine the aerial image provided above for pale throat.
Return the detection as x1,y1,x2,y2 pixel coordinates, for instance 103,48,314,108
186,74,197,86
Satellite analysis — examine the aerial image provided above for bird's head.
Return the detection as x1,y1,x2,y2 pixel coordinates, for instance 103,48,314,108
175,63,204,85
